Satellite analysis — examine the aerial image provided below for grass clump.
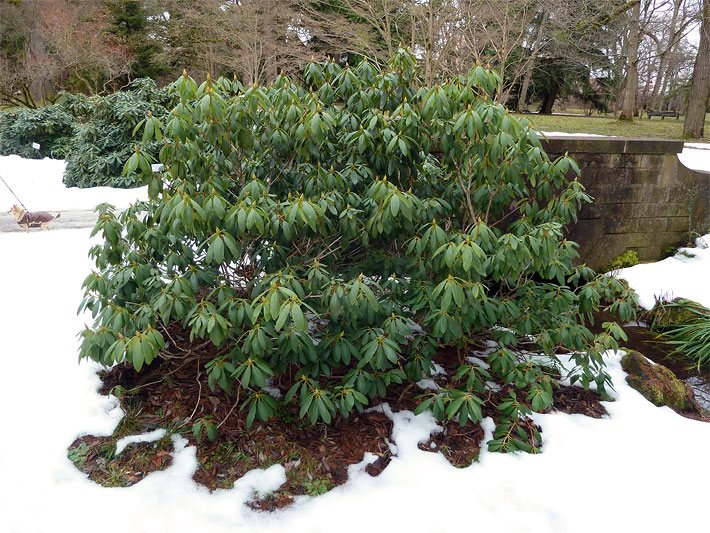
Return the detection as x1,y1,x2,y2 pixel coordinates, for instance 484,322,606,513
653,300,710,370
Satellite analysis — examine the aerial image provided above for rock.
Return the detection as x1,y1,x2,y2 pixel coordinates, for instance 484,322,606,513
621,350,701,412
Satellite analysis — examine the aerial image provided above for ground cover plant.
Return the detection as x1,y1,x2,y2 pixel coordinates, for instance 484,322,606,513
0,79,174,187
78,50,637,458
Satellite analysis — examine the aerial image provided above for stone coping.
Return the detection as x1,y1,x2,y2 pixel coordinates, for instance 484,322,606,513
541,136,685,155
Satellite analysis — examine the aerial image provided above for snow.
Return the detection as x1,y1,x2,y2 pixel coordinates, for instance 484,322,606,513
115,429,167,455
615,234,710,310
0,155,147,212
679,144,710,173
1,155,709,532
540,131,608,137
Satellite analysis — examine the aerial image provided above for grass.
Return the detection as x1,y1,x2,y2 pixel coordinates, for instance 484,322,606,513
515,112,710,142
654,300,710,370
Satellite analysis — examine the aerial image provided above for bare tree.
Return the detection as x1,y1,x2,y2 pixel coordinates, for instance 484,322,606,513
684,0,710,137
34,0,131,95
620,0,642,119
457,0,541,102
299,0,412,67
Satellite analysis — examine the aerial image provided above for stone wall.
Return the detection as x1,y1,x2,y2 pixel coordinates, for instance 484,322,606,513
542,136,710,270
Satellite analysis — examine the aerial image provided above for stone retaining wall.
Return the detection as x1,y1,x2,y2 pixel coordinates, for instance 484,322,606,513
542,136,710,269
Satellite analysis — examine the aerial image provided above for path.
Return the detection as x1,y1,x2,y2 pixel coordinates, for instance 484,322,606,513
0,208,98,232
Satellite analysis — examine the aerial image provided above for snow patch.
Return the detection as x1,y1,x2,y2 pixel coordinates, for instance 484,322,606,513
679,144,710,173
615,234,710,309
115,429,167,455
2,154,710,532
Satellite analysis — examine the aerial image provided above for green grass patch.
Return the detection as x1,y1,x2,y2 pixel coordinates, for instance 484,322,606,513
516,112,710,141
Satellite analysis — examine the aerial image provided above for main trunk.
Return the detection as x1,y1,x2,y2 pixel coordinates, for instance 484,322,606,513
539,83,560,115
516,12,547,113
684,0,710,138
619,2,641,121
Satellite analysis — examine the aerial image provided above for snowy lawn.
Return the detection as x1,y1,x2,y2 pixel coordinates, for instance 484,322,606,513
0,164,709,531
616,235,710,310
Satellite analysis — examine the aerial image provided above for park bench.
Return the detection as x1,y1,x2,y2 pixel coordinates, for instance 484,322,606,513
646,110,680,119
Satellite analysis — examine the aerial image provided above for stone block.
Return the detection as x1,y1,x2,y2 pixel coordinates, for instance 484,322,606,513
659,155,679,186
597,186,666,204
666,217,691,233
633,246,662,261
619,154,641,168
652,203,691,217
604,218,638,234
621,139,684,155
628,169,662,187
637,217,669,233
639,154,664,169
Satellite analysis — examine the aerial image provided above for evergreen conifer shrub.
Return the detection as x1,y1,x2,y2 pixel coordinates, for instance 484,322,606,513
79,51,636,451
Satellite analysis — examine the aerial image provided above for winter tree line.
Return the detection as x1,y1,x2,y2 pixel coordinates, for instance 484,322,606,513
0,0,708,137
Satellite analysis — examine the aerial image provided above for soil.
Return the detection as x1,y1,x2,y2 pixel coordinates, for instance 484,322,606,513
67,323,614,509
593,310,698,379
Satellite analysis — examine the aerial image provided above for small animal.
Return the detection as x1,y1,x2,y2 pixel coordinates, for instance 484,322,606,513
8,204,61,230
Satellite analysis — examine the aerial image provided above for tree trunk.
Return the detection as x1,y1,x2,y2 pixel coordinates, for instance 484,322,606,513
684,0,710,138
619,1,640,121
650,0,681,109
539,83,560,114
517,11,547,113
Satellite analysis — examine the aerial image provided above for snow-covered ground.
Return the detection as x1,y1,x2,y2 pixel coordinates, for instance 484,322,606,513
616,235,710,310
0,155,146,212
0,150,709,532
1,227,709,533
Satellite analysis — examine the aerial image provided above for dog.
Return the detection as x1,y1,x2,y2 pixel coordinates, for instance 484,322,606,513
8,204,60,230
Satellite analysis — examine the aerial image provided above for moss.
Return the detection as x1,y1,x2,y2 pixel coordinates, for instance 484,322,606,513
649,298,709,329
600,250,639,273
621,350,694,411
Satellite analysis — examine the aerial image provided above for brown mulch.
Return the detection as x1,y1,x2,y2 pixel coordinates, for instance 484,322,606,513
552,384,607,418
68,433,173,487
418,420,485,467
71,323,612,508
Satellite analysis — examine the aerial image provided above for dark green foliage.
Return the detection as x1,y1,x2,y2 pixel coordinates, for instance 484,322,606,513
63,79,175,188
0,78,174,187
106,0,166,80
79,51,637,451
531,59,612,115
0,105,77,158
